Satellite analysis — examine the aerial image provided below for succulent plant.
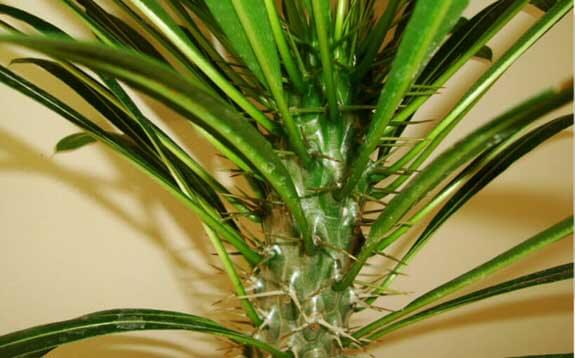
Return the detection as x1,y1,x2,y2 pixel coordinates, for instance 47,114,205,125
0,0,572,357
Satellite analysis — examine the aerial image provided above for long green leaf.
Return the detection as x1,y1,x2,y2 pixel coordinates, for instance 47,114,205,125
0,4,68,36
418,0,528,86
338,0,468,199
411,114,573,258
375,0,533,157
0,35,311,258
263,0,305,93
335,82,572,291
0,64,262,265
74,0,166,62
367,0,572,246
353,217,573,339
365,263,573,340
375,0,571,196
372,112,573,296
203,225,262,327
202,0,274,88
128,0,278,134
354,0,402,81
311,0,338,122
204,0,312,166
0,309,289,357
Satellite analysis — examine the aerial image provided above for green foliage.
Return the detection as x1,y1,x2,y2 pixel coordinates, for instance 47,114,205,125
0,0,572,357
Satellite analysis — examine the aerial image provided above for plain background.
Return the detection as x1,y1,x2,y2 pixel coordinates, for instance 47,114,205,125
0,1,572,357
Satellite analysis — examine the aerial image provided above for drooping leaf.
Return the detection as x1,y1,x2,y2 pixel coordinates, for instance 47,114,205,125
0,4,68,36
126,0,278,134
418,0,527,85
364,263,573,339
353,217,573,340
407,114,573,264
0,64,262,265
74,0,167,62
371,105,573,295
0,308,290,357
54,132,97,153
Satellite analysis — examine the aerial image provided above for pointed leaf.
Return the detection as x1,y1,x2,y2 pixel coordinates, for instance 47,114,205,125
75,0,167,62
365,263,573,339
203,0,279,88
0,308,290,357
368,1,572,245
418,0,527,85
339,0,469,198
0,64,262,265
128,0,279,134
0,4,68,36
409,114,573,262
368,88,574,295
203,0,312,166
353,217,573,340
55,132,97,153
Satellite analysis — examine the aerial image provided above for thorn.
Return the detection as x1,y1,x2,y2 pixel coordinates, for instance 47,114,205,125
236,290,286,299
388,118,437,126
355,300,397,313
362,208,386,215
210,251,242,256
339,104,376,112
354,192,389,206
311,152,343,163
208,264,225,273
226,319,252,326
379,136,425,142
370,187,401,195
318,240,358,262
375,252,407,265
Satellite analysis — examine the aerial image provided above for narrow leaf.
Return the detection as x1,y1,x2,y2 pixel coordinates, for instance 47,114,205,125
0,64,262,265
338,0,469,199
203,0,277,88
365,263,573,339
75,0,166,62
0,308,289,357
128,0,278,134
368,1,573,245
353,217,573,339
373,111,573,294
0,4,68,36
0,36,310,258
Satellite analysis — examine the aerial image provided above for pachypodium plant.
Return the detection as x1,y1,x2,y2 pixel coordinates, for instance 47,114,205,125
0,0,572,357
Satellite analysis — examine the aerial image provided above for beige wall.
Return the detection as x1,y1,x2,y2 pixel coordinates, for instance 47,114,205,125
0,1,572,357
